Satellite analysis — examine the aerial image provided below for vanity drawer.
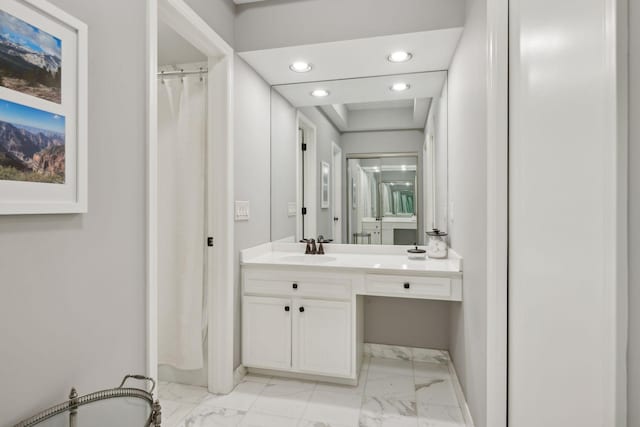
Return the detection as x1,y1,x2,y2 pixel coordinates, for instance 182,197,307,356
296,279,352,300
365,274,455,300
244,274,352,300
244,278,295,296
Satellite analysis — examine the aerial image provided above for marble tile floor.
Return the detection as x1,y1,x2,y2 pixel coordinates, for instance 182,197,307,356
159,356,468,427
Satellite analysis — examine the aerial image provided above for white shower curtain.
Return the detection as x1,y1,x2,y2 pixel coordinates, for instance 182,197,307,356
158,75,207,370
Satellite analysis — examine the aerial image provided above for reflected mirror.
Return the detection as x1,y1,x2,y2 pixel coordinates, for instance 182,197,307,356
269,70,448,246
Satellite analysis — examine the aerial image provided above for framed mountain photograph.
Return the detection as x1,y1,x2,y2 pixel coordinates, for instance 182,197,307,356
0,0,87,214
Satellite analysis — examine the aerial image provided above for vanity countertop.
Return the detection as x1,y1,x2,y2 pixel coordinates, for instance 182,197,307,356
241,242,462,277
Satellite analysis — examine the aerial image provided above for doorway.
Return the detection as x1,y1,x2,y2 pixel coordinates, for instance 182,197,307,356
147,0,235,394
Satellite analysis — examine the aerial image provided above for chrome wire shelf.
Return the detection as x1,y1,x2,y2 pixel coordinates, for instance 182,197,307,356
13,375,161,427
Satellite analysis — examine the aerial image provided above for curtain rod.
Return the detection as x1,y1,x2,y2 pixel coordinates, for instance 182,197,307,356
157,68,208,77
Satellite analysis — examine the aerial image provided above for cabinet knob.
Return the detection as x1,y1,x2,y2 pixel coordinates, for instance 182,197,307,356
285,306,290,312
292,283,298,289
299,307,305,313
403,282,410,289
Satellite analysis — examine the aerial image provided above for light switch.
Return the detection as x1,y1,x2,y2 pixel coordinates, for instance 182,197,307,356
235,200,250,221
287,202,297,217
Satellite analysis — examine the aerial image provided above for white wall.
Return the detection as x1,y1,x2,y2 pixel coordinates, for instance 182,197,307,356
270,90,298,241
0,0,147,424
424,80,449,232
233,57,272,367
509,0,626,426
234,0,465,51
446,0,488,425
629,0,639,425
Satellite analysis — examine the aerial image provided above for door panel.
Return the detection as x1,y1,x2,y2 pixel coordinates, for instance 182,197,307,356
294,299,352,377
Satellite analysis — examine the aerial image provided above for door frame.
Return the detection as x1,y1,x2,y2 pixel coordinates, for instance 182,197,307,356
296,112,317,240
331,141,342,243
486,0,508,425
146,0,235,394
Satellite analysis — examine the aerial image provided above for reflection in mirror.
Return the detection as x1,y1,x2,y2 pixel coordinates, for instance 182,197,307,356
270,71,448,245
348,156,418,245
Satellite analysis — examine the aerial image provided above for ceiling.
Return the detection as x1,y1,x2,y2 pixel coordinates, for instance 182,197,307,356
238,28,462,85
274,71,446,107
274,71,444,132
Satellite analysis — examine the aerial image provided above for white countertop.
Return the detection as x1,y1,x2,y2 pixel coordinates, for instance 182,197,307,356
241,242,462,277
361,217,417,223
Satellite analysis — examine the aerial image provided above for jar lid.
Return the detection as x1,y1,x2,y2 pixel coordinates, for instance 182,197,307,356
427,228,448,237
407,246,426,254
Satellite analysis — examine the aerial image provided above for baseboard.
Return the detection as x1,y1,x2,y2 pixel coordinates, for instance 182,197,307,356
448,359,475,427
363,342,451,363
247,367,358,386
233,364,247,387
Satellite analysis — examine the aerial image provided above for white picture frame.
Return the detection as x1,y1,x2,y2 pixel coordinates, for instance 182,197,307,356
321,161,330,209
0,0,88,214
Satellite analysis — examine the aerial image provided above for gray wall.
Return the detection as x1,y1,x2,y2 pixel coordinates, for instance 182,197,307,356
0,0,147,424
234,57,272,367
235,0,465,51
185,0,236,47
629,0,639,424
364,297,450,350
447,0,488,425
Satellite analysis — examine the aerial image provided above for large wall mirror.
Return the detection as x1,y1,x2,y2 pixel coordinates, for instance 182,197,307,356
269,70,448,245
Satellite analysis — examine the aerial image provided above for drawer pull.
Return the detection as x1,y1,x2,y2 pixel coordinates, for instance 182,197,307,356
285,306,290,312
292,283,298,289
404,282,411,289
299,307,305,313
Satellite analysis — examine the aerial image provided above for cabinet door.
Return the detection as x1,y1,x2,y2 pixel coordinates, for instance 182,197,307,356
243,296,292,370
294,299,352,377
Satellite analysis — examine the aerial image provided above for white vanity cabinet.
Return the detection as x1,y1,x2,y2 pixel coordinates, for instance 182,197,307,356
241,269,359,382
241,245,463,384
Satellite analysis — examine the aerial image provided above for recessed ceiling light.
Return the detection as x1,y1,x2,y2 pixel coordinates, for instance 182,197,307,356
388,51,413,63
289,61,312,73
311,89,330,97
391,82,410,92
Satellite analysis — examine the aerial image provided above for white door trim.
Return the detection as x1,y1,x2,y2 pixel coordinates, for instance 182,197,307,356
332,142,343,243
146,0,235,394
486,0,508,426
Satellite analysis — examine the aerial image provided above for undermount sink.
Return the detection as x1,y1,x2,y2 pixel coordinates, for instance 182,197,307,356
278,255,337,265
